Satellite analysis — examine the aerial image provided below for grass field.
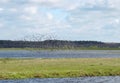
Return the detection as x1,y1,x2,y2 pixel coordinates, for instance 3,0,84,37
0,58,120,79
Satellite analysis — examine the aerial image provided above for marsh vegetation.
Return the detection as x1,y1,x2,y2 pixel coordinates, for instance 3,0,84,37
0,58,120,79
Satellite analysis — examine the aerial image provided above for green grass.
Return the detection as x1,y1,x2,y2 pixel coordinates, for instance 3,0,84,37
0,58,120,79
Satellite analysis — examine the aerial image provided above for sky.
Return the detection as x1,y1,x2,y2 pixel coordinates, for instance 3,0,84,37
0,0,120,42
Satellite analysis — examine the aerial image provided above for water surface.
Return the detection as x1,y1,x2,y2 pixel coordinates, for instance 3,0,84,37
0,50,120,58
0,76,120,83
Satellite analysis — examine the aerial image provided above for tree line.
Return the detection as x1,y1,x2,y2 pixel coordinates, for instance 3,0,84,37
0,40,120,48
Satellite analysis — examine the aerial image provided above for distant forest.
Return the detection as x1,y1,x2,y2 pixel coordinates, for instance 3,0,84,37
0,40,120,48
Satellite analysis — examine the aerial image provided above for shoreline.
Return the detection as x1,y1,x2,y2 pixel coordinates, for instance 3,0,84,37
0,48,120,51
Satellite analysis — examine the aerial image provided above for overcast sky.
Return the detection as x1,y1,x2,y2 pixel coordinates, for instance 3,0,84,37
0,0,120,42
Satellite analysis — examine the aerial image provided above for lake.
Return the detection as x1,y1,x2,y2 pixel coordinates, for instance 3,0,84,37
0,50,120,82
0,76,120,83
0,50,120,58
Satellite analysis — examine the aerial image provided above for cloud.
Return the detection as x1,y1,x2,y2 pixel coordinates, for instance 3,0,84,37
0,0,9,3
29,0,61,4
20,15,32,21
0,23,3,28
29,0,80,10
115,19,120,24
24,6,38,15
47,13,53,20
28,0,119,11
8,8,17,12
0,8,4,11
0,0,120,42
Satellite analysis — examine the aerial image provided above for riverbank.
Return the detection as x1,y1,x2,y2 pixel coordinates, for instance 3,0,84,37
0,47,120,51
0,58,120,79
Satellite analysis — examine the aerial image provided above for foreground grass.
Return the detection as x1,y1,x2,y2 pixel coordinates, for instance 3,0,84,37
0,58,120,79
